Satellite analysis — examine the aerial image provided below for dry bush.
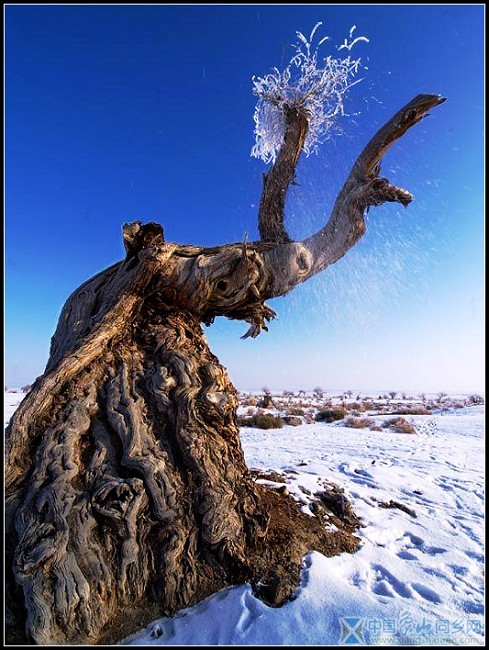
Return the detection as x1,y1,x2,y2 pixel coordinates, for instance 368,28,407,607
257,395,275,409
451,401,465,409
313,386,324,399
242,396,258,406
383,417,416,434
388,407,432,416
369,424,383,432
348,402,367,413
315,408,345,423
238,414,284,429
344,417,371,429
286,407,305,416
282,416,302,427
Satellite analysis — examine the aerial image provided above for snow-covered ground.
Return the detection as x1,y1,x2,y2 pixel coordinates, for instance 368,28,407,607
5,391,484,645
4,390,26,426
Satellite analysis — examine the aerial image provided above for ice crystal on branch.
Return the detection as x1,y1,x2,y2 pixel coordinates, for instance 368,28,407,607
251,23,369,164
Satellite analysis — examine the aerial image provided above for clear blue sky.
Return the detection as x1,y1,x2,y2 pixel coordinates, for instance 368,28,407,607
5,4,484,394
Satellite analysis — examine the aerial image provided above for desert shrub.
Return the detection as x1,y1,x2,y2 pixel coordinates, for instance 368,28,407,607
238,414,284,429
315,408,345,423
313,386,324,399
287,407,305,416
344,417,371,429
257,395,275,408
283,416,302,426
451,401,466,409
369,424,382,432
383,417,416,434
242,396,257,406
253,414,284,429
348,402,367,413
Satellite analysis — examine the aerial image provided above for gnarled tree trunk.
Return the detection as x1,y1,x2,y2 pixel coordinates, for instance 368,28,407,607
5,94,444,644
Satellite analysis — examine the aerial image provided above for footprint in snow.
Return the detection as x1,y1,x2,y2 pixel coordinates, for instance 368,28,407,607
449,564,469,577
424,546,448,556
397,550,418,561
411,582,443,603
373,579,398,598
465,550,484,563
372,566,443,605
459,599,484,615
422,566,447,579
404,532,424,547
236,590,263,634
353,468,373,478
400,532,447,556
371,564,414,599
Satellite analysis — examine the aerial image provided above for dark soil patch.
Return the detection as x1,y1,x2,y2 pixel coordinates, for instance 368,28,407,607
312,485,363,532
249,485,360,605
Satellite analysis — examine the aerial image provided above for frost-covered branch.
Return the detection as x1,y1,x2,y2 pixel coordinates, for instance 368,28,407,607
254,23,369,243
251,23,369,165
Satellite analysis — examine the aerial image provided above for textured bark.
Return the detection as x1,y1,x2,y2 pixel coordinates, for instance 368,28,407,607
5,94,444,645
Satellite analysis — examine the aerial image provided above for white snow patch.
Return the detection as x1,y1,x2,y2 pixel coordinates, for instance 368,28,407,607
4,389,25,427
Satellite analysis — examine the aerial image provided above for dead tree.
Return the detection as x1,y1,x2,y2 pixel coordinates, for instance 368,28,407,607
5,43,444,643
5,92,444,645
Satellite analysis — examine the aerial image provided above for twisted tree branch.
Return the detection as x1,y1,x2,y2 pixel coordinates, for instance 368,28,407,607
260,94,446,295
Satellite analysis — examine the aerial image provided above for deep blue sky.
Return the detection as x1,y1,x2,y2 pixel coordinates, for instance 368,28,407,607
5,5,484,393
